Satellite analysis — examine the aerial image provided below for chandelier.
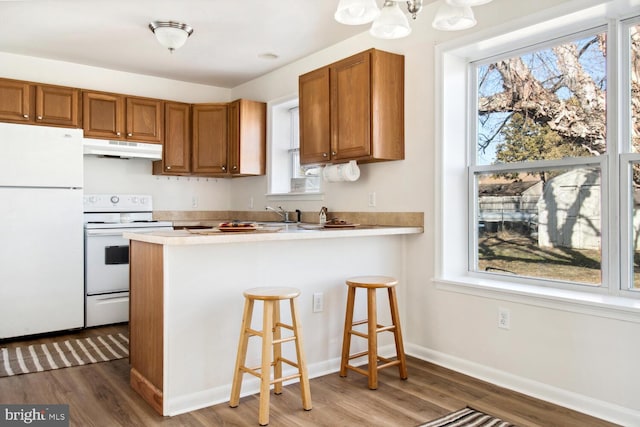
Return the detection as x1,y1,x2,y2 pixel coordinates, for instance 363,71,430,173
334,0,493,39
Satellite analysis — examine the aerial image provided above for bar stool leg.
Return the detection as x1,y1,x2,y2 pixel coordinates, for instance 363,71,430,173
340,286,356,377
388,286,408,380
367,288,378,390
230,298,254,408
272,299,283,395
258,301,274,426
290,298,312,411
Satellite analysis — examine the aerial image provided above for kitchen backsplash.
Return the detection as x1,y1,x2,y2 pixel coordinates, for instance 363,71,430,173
156,210,424,227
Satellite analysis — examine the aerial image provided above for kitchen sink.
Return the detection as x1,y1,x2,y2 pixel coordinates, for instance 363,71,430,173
257,222,324,231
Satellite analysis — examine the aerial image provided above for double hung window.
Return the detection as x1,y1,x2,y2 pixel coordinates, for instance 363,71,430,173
440,10,640,299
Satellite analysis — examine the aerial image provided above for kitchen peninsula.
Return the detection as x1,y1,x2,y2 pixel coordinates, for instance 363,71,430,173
124,224,422,416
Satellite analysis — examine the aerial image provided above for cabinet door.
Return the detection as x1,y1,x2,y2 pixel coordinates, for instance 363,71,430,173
228,99,266,176
0,79,31,123
192,104,228,175
331,51,371,161
127,97,163,143
83,92,125,139
299,67,331,165
36,85,80,127
162,102,191,174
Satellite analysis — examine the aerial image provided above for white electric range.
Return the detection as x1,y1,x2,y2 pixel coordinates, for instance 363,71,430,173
83,194,173,327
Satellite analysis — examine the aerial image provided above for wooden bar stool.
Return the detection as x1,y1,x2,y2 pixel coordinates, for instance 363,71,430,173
229,287,312,426
339,276,408,390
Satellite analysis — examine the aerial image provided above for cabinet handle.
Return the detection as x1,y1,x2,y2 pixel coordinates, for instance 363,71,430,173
166,166,171,170
322,153,328,157
116,132,121,136
331,151,337,155
127,133,132,137
37,116,43,120
232,165,237,170
23,114,28,119
221,166,227,171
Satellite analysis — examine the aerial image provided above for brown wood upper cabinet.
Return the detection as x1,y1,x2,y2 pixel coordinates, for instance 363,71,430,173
156,99,266,177
299,49,405,165
159,102,191,174
0,78,80,127
83,91,163,143
192,103,229,176
227,99,266,176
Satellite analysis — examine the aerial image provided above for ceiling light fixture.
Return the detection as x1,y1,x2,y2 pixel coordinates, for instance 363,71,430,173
370,1,414,39
334,0,381,25
149,21,194,53
432,4,476,31
445,0,492,6
334,0,492,38
335,0,422,40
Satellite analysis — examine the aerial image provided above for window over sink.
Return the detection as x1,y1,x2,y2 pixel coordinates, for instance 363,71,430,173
267,95,322,199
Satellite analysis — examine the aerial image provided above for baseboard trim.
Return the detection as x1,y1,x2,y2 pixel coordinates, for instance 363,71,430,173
405,343,639,426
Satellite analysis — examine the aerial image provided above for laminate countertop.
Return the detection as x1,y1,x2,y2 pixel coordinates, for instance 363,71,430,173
124,223,423,246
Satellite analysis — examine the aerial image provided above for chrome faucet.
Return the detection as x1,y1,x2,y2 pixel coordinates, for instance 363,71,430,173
265,206,290,222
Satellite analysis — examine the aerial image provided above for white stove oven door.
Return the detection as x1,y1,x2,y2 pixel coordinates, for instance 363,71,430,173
85,229,130,295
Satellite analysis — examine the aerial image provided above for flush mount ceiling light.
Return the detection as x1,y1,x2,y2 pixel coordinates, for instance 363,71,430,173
149,21,194,53
334,0,492,38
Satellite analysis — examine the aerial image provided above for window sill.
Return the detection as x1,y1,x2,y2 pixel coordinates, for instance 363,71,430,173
265,192,325,202
433,276,640,323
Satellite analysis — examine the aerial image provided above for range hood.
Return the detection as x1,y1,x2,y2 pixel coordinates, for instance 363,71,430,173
83,138,162,160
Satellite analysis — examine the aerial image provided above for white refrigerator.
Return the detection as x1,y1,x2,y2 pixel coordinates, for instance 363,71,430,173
0,122,84,339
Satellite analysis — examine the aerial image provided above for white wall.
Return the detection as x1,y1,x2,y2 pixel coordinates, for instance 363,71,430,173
3,0,639,423
0,52,231,103
83,156,231,211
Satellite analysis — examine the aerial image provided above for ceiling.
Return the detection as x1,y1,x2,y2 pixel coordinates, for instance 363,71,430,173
0,0,372,88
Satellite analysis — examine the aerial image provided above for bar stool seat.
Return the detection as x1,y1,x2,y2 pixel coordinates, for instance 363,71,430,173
229,286,312,426
339,276,408,390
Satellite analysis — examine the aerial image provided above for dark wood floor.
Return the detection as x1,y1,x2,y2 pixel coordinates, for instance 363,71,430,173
0,324,618,427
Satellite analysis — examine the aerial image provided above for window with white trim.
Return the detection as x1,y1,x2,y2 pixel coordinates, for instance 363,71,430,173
268,98,321,195
438,8,640,299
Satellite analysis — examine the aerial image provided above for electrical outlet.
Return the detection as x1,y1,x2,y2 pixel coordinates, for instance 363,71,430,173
192,196,198,208
249,197,254,209
498,307,511,330
368,192,376,207
313,292,324,313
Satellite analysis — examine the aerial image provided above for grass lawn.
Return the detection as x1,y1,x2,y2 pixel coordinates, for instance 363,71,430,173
478,231,601,285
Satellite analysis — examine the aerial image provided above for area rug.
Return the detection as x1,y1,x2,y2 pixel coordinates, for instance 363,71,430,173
419,407,517,427
0,333,128,377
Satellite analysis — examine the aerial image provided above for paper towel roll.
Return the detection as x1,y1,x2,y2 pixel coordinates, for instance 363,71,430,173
322,160,360,182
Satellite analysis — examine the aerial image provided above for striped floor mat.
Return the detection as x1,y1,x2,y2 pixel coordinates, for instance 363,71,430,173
0,333,128,377
420,407,517,427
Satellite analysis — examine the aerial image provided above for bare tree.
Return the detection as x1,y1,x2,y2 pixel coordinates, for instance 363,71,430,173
478,27,640,157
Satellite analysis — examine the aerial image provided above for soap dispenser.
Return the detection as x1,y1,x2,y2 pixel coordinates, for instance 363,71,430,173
319,207,327,225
